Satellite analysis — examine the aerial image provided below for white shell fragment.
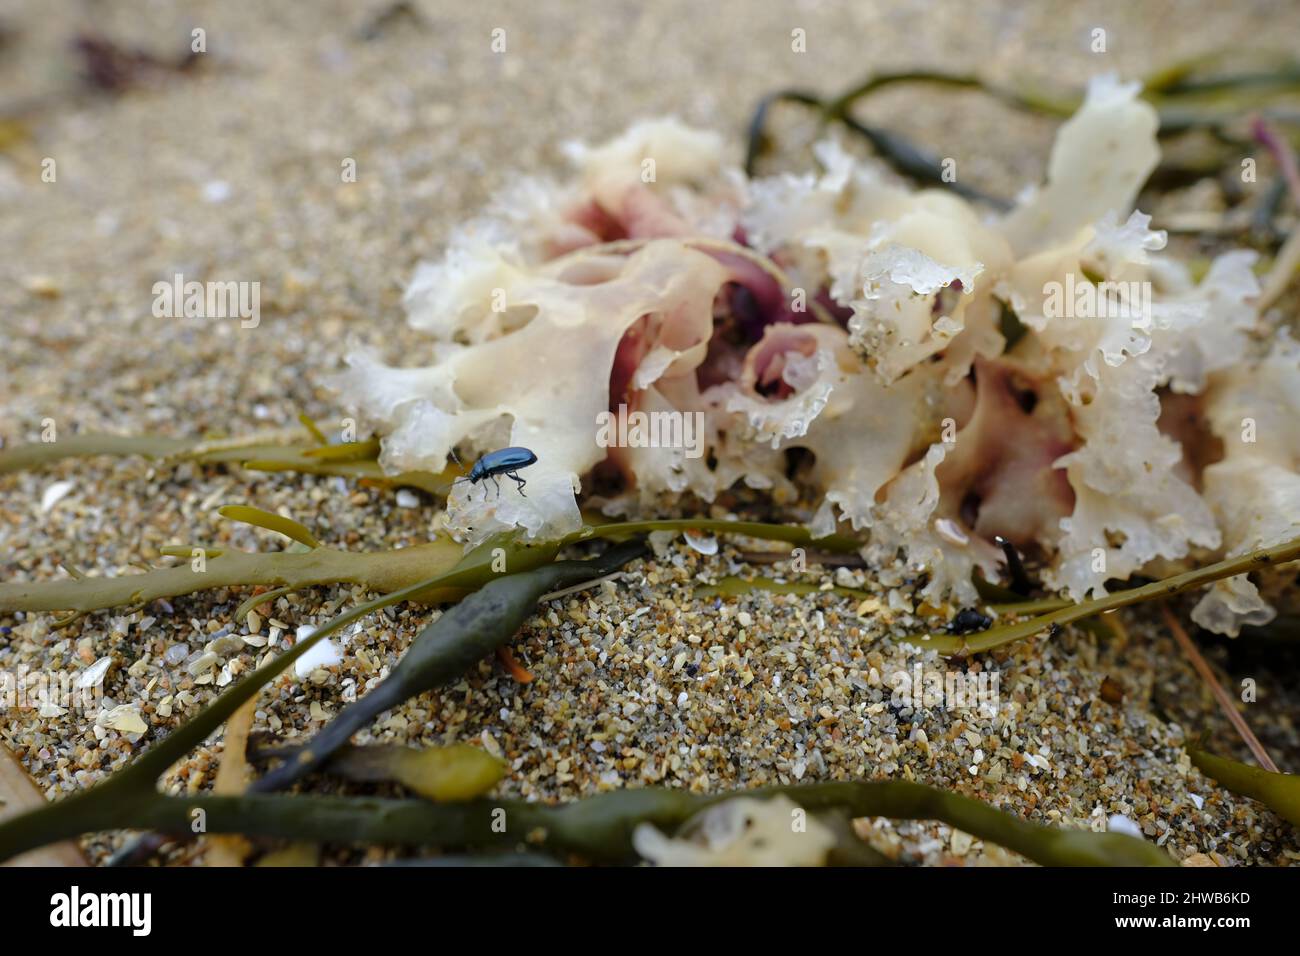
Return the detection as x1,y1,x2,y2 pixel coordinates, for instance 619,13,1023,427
99,705,148,736
76,656,113,690
40,480,76,513
1106,814,1145,839
632,795,836,866
293,625,343,679
682,529,719,555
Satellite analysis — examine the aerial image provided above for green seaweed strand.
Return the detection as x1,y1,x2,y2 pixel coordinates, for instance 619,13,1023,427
907,536,1300,655
0,779,1172,867
251,540,647,792
1189,747,1300,828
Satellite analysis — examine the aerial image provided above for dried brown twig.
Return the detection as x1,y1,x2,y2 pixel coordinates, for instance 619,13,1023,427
1161,605,1279,773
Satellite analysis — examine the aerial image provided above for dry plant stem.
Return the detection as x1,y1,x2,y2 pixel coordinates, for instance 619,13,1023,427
1161,606,1279,773
204,694,259,866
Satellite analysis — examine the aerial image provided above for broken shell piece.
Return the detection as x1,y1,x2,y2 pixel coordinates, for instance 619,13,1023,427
632,795,835,866
40,480,76,513
294,625,344,679
99,705,148,736
682,528,719,555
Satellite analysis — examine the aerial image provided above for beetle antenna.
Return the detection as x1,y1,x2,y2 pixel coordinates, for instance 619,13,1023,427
433,475,474,496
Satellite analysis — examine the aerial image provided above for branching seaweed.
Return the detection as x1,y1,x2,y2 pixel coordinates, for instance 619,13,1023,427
0,541,634,861
250,539,648,792
0,530,1173,867
0,532,468,617
0,776,1173,867
699,539,1300,658
0,515,855,623
5,58,1298,868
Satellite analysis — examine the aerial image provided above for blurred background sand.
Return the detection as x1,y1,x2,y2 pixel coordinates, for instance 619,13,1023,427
3,0,1298,437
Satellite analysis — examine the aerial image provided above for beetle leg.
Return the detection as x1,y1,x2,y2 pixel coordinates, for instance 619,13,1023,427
508,472,527,497
491,474,501,499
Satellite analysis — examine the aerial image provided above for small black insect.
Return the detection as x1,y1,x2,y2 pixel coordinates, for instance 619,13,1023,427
946,608,993,635
453,446,538,498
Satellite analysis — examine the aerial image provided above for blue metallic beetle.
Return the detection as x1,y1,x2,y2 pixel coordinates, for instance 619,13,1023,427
454,446,538,498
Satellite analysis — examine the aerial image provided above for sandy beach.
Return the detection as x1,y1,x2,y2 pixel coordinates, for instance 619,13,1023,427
2,0,1298,866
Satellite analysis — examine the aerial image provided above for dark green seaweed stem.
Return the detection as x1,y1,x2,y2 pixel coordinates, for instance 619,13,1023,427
1189,746,1300,828
0,540,646,864
745,58,1300,210
251,539,648,792
0,527,1173,866
0,778,1173,867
